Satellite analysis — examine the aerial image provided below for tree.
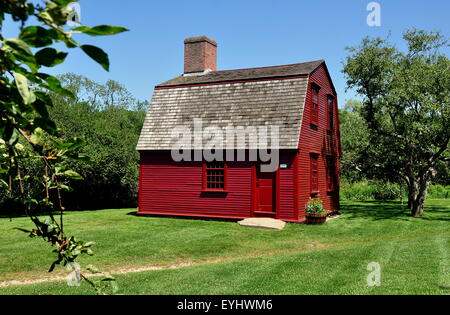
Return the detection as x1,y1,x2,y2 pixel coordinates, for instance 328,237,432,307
339,100,369,183
0,0,127,292
343,29,450,216
50,73,146,210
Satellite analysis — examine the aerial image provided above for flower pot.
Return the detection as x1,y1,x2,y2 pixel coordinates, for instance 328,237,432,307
305,213,327,225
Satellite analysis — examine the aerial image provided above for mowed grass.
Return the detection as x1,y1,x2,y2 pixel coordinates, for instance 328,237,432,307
0,199,449,294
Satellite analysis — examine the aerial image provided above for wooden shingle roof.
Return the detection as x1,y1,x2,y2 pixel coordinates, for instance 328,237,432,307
157,60,323,87
137,60,324,151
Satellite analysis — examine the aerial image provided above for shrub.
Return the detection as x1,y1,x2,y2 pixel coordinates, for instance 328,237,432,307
340,180,449,201
428,185,450,199
340,180,404,201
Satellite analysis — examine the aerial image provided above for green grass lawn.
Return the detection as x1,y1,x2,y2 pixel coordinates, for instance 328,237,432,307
0,199,449,295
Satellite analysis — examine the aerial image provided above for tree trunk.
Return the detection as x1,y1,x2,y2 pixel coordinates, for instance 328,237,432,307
410,178,430,217
406,178,416,210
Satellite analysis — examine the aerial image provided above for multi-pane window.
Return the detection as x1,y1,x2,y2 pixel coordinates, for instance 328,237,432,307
311,84,320,126
327,95,334,131
310,154,319,194
326,156,335,192
203,161,226,190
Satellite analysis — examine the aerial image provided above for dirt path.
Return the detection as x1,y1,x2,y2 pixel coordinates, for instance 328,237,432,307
0,243,330,288
0,260,223,288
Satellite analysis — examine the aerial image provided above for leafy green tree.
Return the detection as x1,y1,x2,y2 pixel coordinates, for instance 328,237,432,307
50,73,146,209
339,99,369,183
0,0,127,292
343,29,450,216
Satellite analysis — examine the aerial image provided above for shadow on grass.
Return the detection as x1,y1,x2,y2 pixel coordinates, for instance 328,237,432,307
417,202,450,222
341,200,409,221
0,208,134,220
0,211,61,220
341,200,450,222
126,211,239,223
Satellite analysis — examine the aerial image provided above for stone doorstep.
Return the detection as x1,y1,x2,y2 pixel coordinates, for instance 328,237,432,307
237,217,286,230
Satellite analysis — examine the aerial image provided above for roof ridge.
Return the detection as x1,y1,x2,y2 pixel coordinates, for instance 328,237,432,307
213,59,324,74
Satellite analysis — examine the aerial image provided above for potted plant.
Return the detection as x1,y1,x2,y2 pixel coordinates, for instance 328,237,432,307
305,196,327,225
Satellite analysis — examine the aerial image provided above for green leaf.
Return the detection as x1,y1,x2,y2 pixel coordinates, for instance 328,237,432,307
101,275,116,281
19,26,54,47
63,170,83,180
32,99,50,118
37,73,74,98
13,72,36,105
25,199,39,205
35,48,68,67
52,137,85,151
72,25,128,36
3,124,15,144
4,39,37,71
34,117,57,134
63,36,79,48
81,45,109,71
53,0,76,6
0,179,8,189
3,38,33,56
34,91,54,107
57,183,73,192
86,264,99,273
7,129,19,146
38,11,53,24
30,128,44,145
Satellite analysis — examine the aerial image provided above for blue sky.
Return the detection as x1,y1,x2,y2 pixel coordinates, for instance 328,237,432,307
4,0,450,105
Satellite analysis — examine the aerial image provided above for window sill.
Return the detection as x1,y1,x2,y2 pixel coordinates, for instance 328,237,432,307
310,124,318,131
201,189,229,193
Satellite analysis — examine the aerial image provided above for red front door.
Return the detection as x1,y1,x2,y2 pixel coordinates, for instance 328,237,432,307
256,169,276,214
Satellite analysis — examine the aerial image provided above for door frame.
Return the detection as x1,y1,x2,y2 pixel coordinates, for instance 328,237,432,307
251,163,280,218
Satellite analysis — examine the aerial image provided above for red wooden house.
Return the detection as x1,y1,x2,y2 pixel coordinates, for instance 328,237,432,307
137,36,341,222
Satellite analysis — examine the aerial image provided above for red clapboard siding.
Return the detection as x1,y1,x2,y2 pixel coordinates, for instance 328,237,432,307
297,64,340,219
139,151,252,218
278,151,296,221
138,151,300,222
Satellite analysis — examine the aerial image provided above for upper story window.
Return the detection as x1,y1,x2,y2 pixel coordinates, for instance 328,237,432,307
203,161,227,191
326,156,336,192
310,153,319,194
310,84,320,127
327,95,334,131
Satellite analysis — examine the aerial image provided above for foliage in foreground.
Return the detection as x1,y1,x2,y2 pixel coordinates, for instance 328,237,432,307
0,0,127,293
0,74,147,211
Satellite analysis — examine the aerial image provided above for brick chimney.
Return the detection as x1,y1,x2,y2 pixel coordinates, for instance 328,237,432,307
184,36,217,74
